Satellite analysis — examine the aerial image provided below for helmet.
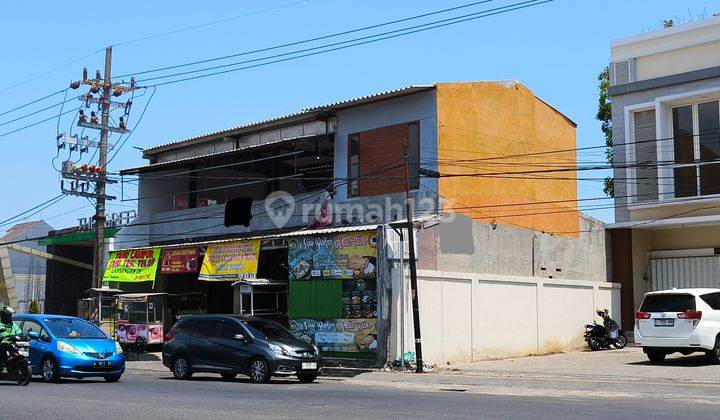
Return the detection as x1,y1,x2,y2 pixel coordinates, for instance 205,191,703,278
596,308,609,317
0,306,14,324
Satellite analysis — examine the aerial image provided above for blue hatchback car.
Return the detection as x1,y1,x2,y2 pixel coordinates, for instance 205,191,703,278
13,314,125,382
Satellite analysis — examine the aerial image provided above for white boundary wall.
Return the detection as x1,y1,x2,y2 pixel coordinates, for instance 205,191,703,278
390,269,621,365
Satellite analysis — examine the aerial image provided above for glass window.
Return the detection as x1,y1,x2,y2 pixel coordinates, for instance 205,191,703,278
219,320,244,339
348,134,360,197
241,319,295,340
640,294,695,312
44,318,107,339
701,293,720,310
669,101,720,198
699,101,720,196
672,105,697,198
22,320,49,340
192,320,219,338
633,110,658,202
673,105,695,163
171,319,193,336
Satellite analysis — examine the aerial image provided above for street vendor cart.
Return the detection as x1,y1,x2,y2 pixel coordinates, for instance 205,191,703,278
116,293,167,350
79,287,124,338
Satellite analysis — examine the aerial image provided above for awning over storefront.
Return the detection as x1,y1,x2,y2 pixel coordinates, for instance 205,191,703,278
39,227,120,246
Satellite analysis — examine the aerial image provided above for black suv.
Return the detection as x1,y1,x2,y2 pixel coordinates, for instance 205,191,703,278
162,315,321,383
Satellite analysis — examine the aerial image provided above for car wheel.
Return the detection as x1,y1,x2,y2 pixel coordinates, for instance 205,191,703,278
706,336,720,364
41,357,61,383
172,355,192,380
221,372,237,381
248,358,270,383
297,373,317,383
104,375,122,383
646,349,666,364
613,332,628,349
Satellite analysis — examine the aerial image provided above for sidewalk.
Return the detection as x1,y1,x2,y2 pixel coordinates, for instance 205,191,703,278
124,352,167,373
347,347,720,403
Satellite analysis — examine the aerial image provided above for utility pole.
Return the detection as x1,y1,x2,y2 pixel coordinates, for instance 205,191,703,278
403,138,423,373
94,46,112,289
62,46,134,290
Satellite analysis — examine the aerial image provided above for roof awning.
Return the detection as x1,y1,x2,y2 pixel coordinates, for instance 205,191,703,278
118,223,384,251
231,278,288,287
608,214,720,230
120,133,332,175
39,227,120,246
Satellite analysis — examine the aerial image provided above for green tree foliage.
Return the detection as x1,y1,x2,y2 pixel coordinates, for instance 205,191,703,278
596,66,614,197
28,300,40,314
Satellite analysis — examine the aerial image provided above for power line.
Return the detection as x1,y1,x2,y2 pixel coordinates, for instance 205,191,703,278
0,50,103,96
0,195,66,229
140,0,554,87
116,0,501,79
0,88,69,118
111,0,312,48
106,86,157,165
0,107,79,140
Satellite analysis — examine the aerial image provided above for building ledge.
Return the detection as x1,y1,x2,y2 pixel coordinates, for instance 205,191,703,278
609,214,720,230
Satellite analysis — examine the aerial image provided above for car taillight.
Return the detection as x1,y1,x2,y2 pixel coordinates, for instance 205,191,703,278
164,332,173,341
635,311,651,319
677,310,702,320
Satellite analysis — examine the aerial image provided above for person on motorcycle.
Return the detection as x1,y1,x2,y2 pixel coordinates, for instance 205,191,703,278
0,306,22,370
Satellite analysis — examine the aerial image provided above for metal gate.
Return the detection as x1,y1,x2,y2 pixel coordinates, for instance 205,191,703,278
651,256,720,291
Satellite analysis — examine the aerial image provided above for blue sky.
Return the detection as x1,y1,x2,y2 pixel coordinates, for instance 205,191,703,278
0,0,718,234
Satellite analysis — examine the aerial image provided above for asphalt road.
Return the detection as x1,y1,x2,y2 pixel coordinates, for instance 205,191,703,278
0,370,718,419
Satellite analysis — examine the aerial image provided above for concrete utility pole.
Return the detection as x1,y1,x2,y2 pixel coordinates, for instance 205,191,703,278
403,138,424,373
94,46,112,289
64,46,134,288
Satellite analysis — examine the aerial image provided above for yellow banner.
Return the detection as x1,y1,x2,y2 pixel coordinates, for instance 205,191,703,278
103,248,160,282
199,239,260,281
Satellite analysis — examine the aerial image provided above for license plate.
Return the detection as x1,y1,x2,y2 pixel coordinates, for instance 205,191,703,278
301,362,317,370
654,318,674,327
94,361,111,367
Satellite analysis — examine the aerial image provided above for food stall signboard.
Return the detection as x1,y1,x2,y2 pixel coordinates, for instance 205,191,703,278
287,230,378,280
103,248,160,282
161,247,199,274
199,239,260,281
290,318,377,353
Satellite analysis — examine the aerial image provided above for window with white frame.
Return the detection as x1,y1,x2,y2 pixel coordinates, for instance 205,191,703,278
671,100,720,198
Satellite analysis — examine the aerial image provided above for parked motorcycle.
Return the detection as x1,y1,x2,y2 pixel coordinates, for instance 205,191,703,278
0,335,32,386
584,309,627,351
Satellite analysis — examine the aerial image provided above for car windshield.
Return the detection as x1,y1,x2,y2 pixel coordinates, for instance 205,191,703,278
241,319,295,340
640,294,696,312
44,318,107,339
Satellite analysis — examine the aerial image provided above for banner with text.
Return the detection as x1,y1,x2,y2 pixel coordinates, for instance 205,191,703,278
290,318,377,353
199,239,260,281
161,247,200,274
287,230,378,280
103,248,160,283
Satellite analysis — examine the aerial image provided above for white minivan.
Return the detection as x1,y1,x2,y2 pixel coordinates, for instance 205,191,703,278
635,288,720,363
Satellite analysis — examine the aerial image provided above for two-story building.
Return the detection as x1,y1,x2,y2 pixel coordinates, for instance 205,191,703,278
609,16,720,330
115,81,614,365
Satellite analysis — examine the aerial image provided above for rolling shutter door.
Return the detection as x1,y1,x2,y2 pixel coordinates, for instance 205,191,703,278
651,256,720,291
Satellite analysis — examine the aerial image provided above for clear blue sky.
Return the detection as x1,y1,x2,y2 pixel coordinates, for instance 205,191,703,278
0,0,718,234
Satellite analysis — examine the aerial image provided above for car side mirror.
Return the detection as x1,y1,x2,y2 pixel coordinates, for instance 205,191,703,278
27,331,40,340
233,333,246,342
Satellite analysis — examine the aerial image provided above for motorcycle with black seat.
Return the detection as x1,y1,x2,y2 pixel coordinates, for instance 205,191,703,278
584,308,627,351
0,335,32,385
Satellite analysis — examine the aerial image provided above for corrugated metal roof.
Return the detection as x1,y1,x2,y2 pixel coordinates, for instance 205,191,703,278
120,133,328,174
118,223,383,251
142,85,434,155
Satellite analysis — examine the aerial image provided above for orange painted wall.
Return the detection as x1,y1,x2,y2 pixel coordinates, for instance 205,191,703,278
435,82,579,236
